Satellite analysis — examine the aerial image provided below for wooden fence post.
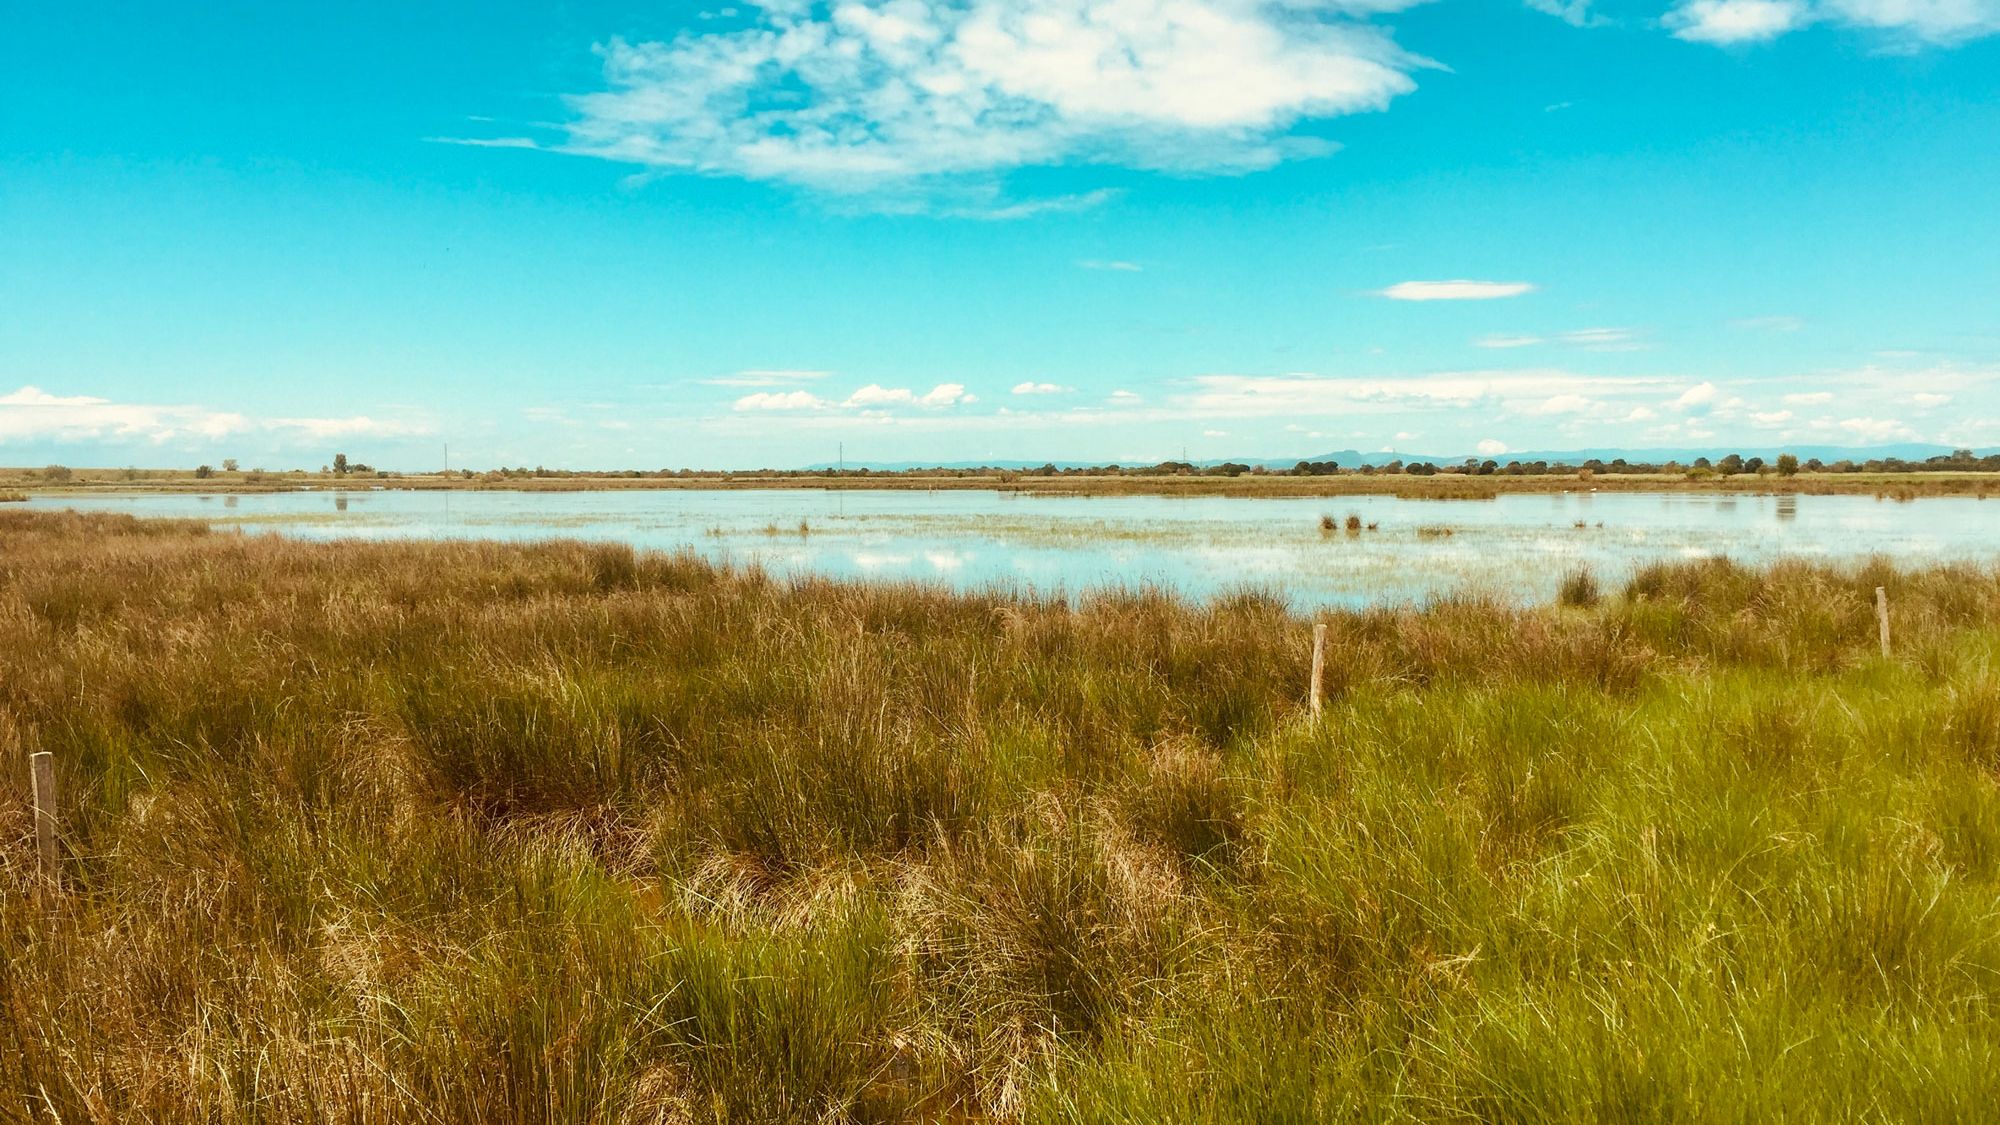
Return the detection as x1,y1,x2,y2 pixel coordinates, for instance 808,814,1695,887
1310,623,1327,717
29,750,57,882
1875,586,1890,658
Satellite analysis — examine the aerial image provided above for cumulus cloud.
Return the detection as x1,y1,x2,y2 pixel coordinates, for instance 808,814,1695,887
920,382,975,406
485,0,1432,208
1380,279,1535,301
734,389,830,411
1476,437,1509,456
1011,381,1072,394
0,386,428,445
1674,381,1720,410
1783,391,1835,405
1912,392,1952,408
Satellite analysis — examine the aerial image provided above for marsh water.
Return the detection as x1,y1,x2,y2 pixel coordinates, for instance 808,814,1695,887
28,488,1997,608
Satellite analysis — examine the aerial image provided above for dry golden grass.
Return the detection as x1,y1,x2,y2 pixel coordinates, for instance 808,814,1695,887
3,510,2000,1121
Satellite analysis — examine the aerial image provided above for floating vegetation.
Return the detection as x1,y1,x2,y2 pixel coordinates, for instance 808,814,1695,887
1345,514,1363,532
1416,525,1457,539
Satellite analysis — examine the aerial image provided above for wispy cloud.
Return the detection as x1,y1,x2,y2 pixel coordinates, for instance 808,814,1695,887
1011,381,1073,395
1380,280,1536,301
700,369,834,387
1077,259,1143,272
0,386,429,446
1476,334,1544,349
1666,0,1999,46
1667,0,1808,43
450,0,1432,211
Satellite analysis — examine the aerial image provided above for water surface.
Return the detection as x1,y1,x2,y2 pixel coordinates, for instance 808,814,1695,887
28,488,1997,608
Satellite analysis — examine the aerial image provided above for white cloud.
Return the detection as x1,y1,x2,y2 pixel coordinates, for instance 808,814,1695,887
1783,391,1835,405
1077,259,1143,272
844,384,917,408
1108,389,1142,403
1912,392,1952,408
1751,409,1794,426
1667,0,2000,45
1179,370,1676,419
1529,393,1596,415
839,382,974,408
733,390,829,411
504,0,1430,208
1202,429,1230,437
1011,381,1072,395
0,385,428,445
1476,438,1508,456
1823,0,2000,42
1559,326,1647,351
1380,279,1536,301
1476,334,1543,349
701,369,834,387
1524,0,1601,25
1825,416,1919,442
1674,381,1720,410
1668,0,1809,43
919,382,975,406
946,188,1122,220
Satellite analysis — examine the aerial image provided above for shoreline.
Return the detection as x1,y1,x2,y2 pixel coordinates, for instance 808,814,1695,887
5,469,1997,500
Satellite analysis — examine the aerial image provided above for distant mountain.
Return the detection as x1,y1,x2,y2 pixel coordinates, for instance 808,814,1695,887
800,444,1985,473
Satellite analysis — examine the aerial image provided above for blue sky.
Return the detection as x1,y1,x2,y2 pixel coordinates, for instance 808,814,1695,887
3,0,1997,469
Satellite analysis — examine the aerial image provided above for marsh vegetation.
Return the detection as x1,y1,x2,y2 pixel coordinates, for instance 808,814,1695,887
4,510,2000,1120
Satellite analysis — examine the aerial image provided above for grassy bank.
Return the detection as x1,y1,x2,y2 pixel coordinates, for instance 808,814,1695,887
4,510,1999,1121
7,466,2000,499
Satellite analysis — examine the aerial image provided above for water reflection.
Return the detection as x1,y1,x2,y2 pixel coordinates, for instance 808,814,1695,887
25,488,2000,609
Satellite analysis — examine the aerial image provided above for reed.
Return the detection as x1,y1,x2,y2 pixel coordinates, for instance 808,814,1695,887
3,510,1999,1121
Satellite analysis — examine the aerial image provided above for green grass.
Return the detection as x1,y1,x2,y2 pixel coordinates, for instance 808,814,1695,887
3,509,1999,1121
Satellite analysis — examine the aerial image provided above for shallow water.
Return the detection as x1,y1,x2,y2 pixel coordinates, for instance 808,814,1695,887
26,488,1999,608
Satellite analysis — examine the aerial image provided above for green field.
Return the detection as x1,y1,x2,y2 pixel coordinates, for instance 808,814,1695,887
4,510,1999,1121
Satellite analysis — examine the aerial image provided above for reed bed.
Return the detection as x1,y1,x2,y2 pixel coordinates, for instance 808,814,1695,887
3,510,1999,1121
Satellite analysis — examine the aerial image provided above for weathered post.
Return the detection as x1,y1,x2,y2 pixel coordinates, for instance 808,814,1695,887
1310,623,1327,717
29,750,57,881
1875,586,1890,658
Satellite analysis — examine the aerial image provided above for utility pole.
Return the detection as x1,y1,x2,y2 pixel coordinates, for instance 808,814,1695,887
838,442,845,473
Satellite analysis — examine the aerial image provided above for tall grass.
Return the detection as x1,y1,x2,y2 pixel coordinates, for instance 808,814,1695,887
3,510,2000,1120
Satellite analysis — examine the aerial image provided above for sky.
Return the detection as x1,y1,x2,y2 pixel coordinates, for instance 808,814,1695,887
3,0,1998,470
